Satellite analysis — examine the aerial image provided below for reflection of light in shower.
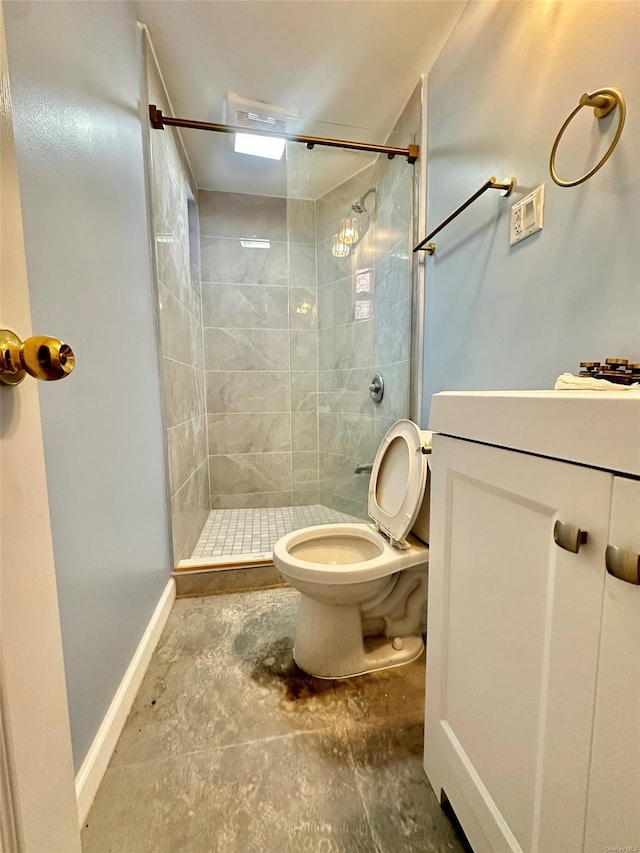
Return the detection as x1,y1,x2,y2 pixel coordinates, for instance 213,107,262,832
340,216,358,244
332,234,350,258
355,269,371,293
240,239,271,249
354,300,371,320
351,187,377,213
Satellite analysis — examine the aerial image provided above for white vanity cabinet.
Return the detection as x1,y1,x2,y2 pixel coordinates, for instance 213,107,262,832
584,476,640,852
423,391,640,853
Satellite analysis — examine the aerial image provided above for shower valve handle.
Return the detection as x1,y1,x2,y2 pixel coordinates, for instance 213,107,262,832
369,373,384,403
355,463,373,475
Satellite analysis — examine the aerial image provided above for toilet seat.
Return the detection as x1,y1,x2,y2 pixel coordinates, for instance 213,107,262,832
368,419,430,546
273,522,427,586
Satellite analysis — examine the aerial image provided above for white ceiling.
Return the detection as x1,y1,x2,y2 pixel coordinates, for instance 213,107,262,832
135,0,466,198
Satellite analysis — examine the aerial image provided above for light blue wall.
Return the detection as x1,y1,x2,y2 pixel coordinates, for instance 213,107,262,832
422,1,640,423
4,1,172,769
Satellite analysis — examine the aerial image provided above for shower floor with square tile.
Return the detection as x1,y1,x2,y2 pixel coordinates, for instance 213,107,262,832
82,588,467,853
191,504,361,559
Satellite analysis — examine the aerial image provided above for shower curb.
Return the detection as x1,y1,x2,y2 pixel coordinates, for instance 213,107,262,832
172,561,287,598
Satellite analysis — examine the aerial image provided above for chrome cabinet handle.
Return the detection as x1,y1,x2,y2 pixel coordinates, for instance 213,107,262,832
554,520,588,553
605,545,640,585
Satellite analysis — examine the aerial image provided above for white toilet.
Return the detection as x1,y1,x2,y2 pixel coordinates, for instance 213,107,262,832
273,419,432,678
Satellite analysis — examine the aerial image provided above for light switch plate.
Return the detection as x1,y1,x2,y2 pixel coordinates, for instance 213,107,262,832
510,184,544,246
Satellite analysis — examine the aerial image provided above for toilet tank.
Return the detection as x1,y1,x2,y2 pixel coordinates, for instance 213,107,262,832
411,463,431,545
411,425,432,545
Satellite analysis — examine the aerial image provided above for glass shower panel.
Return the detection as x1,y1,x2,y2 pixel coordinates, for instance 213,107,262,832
179,115,415,565
286,120,415,529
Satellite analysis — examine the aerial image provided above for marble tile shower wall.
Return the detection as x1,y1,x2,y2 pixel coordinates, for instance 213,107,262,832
147,55,209,562
199,191,318,510
316,159,412,519
288,198,320,508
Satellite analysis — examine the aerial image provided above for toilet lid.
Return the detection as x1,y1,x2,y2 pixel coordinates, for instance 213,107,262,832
368,419,429,545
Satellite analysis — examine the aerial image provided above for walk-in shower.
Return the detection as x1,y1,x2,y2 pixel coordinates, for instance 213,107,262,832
144,35,420,571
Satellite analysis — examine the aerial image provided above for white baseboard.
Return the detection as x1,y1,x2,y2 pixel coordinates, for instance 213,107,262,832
75,577,176,826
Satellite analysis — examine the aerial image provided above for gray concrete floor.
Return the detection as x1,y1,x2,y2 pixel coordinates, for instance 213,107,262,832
82,588,466,853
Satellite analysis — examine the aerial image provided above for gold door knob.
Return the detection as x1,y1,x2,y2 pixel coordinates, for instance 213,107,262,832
0,329,75,386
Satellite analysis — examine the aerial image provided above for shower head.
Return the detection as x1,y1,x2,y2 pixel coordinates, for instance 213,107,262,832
351,187,377,214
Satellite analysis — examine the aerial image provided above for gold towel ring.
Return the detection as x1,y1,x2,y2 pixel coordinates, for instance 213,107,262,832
550,87,626,187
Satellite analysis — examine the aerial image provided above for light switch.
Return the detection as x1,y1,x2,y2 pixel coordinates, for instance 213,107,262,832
510,184,544,246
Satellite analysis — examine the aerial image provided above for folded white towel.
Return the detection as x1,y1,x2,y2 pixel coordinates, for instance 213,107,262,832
554,372,640,391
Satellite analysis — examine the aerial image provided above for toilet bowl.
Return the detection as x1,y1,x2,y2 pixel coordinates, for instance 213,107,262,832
273,419,431,678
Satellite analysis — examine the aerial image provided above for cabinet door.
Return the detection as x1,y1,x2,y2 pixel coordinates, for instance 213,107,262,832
584,476,640,852
424,435,612,853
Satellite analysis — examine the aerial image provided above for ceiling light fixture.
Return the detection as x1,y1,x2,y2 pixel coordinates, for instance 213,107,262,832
234,132,286,161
